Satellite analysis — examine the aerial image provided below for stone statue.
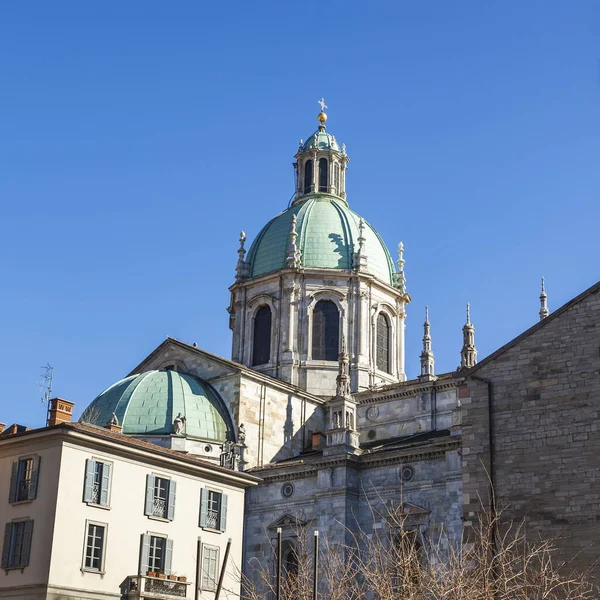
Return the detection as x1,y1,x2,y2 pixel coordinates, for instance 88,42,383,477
109,413,119,427
238,423,246,445
173,413,186,435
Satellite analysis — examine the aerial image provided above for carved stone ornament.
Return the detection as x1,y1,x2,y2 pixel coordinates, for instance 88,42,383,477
366,406,379,422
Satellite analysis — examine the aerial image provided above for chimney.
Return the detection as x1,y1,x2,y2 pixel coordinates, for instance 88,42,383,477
47,398,74,426
312,432,324,451
104,413,122,433
0,423,5,434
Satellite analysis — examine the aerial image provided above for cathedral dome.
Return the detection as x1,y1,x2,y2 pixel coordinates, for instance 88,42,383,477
245,196,395,285
80,370,234,442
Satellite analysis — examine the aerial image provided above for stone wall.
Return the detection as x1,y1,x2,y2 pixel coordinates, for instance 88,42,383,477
462,283,600,577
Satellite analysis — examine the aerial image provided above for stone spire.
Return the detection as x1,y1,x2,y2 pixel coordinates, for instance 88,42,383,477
285,215,302,268
394,241,407,293
235,231,249,281
420,306,435,380
460,303,477,369
539,277,549,321
335,337,351,399
353,218,368,271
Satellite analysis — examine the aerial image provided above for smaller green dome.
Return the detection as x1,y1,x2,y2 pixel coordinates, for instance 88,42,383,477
80,370,234,442
302,129,340,153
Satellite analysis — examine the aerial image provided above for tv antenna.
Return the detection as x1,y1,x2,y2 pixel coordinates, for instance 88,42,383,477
39,364,54,425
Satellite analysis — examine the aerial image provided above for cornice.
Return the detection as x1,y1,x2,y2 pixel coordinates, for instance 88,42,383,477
357,379,458,405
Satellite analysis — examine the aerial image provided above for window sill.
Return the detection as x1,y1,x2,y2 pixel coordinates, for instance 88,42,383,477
85,502,111,511
3,566,27,573
9,499,33,506
200,527,223,534
81,567,105,576
147,515,170,523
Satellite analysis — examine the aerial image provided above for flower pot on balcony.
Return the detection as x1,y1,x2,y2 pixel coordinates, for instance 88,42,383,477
177,576,187,582
146,571,158,578
167,575,177,581
157,573,166,580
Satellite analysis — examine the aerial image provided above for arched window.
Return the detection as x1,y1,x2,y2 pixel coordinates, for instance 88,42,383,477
252,305,272,366
312,300,339,361
376,313,391,373
333,163,340,193
318,158,328,192
303,160,313,194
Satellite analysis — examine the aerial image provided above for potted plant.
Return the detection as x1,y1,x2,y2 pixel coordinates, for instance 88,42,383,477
157,573,166,580
177,576,187,582
167,574,177,581
146,571,158,578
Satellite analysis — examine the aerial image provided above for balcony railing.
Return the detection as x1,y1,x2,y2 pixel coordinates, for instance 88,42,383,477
152,498,167,518
205,509,219,530
127,575,190,599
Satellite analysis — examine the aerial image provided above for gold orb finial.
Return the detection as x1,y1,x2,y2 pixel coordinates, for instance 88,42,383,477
317,98,328,125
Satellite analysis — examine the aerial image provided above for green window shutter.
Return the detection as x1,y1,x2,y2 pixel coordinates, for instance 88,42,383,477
20,520,34,568
9,462,19,503
100,463,111,506
219,494,228,532
199,488,208,527
139,534,151,575
144,475,155,516
164,539,173,575
167,480,176,521
83,459,95,503
28,457,41,500
1,523,11,568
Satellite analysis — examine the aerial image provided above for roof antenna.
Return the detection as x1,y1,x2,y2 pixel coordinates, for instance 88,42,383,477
39,364,54,425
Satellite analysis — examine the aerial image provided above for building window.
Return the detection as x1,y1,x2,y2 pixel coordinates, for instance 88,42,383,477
1,520,34,570
303,160,313,194
140,534,173,575
83,459,112,507
252,305,272,366
282,540,298,577
144,475,176,521
83,522,106,572
376,313,391,373
199,488,228,531
318,158,328,192
201,544,220,591
312,300,339,361
9,456,40,503
334,163,340,192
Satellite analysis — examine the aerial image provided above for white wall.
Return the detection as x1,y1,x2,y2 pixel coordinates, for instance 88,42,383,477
49,439,246,600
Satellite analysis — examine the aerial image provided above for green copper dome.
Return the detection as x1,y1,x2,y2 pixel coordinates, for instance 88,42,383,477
80,370,234,442
301,129,341,153
246,196,395,285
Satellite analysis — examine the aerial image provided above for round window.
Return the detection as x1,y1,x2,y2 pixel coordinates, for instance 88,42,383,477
400,466,414,482
281,483,295,498
204,444,213,453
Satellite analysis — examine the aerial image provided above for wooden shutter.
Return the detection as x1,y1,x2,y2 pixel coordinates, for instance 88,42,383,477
167,480,176,521
20,521,34,568
219,494,228,532
9,462,19,503
199,488,208,527
1,523,11,568
28,457,41,500
144,475,155,516
83,459,95,503
165,539,173,575
100,463,111,506
139,534,151,575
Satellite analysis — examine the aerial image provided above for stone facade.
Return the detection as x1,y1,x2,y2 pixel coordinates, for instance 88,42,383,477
461,281,600,578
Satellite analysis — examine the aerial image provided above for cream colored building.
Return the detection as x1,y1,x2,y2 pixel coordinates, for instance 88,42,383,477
0,405,258,600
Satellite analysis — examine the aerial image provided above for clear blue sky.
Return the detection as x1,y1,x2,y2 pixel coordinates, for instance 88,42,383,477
1,1,598,428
